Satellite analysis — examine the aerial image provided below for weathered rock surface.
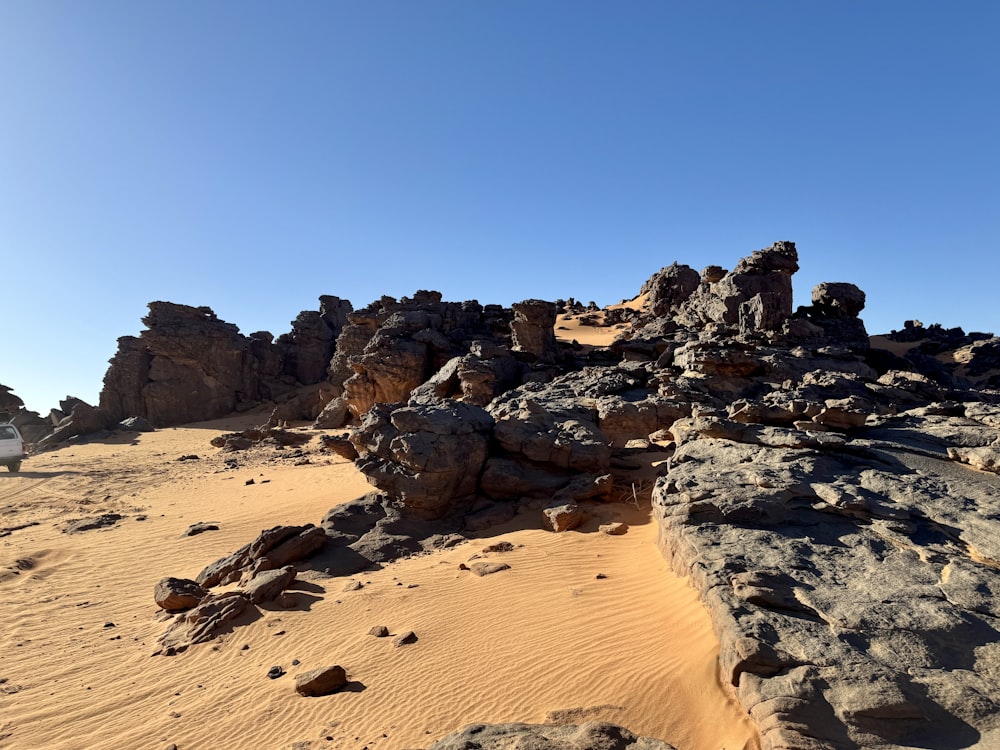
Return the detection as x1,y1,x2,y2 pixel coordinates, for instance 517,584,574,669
423,722,676,750
654,405,1000,749
241,565,297,605
155,591,251,655
352,397,494,518
511,299,558,362
195,524,325,588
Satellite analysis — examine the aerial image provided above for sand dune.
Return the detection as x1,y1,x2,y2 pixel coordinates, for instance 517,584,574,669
0,416,756,750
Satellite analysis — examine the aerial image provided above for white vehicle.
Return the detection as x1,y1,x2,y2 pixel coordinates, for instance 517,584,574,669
0,423,25,472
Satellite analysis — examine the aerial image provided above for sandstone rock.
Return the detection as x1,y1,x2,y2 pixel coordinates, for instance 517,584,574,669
318,434,359,460
673,241,798,332
510,299,557,362
38,401,117,448
64,513,122,533
100,302,286,426
0,384,24,421
469,561,511,576
242,565,297,605
368,625,389,637
811,281,866,317
948,446,1000,474
154,577,208,612
352,398,494,518
119,416,154,432
599,522,629,535
424,722,676,750
393,630,418,647
294,665,347,696
542,503,587,532
640,262,700,318
654,410,1000,748
196,524,323,588
155,591,250,655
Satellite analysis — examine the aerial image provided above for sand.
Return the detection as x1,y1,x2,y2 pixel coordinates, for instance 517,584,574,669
553,294,647,352
1,404,756,750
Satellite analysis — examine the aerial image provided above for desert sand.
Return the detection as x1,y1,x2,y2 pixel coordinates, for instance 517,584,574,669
1,312,757,750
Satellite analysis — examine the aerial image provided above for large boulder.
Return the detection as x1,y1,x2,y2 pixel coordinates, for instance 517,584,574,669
352,397,494,518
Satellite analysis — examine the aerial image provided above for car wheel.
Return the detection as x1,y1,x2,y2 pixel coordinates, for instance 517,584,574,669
7,461,20,472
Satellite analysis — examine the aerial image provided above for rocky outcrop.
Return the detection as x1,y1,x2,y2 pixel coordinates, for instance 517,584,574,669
36,400,117,448
352,397,494,518
275,296,352,386
0,384,24,421
331,292,518,425
510,299,558,362
424,722,676,750
673,240,799,334
653,393,1000,749
99,302,286,426
132,238,1000,748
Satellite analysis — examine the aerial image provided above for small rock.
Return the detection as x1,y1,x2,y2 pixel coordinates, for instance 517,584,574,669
542,503,587,532
182,522,220,537
470,562,511,577
599,522,629,536
245,478,255,486
295,665,347,697
481,541,515,554
342,580,363,592
267,666,284,679
393,631,418,647
368,625,389,637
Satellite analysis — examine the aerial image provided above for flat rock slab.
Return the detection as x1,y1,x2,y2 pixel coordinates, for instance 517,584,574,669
424,722,676,750
469,562,511,577
64,513,123,533
654,413,1000,749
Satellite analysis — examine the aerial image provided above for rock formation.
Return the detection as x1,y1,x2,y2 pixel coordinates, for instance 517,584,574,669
124,239,1000,748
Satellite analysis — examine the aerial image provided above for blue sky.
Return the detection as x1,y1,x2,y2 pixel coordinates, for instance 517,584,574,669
2,1,997,415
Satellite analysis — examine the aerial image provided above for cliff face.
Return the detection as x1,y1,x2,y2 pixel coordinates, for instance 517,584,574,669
99,302,282,426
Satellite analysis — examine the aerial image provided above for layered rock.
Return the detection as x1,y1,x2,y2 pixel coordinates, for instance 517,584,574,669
653,402,1000,749
100,302,283,426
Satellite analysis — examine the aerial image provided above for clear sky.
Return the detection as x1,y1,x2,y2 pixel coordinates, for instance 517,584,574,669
2,1,997,415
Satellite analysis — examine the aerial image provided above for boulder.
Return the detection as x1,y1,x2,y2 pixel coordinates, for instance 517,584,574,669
294,665,347,696
153,577,208,612
242,565,297,604
352,397,494,518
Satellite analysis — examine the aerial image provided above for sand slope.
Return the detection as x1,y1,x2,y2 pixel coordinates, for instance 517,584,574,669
0,416,756,750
